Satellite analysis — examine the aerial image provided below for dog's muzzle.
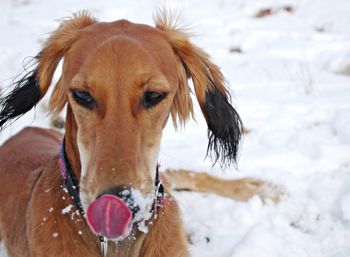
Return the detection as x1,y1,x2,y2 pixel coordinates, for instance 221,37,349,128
59,137,163,240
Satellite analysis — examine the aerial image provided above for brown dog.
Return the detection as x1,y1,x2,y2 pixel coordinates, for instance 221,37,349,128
0,10,278,257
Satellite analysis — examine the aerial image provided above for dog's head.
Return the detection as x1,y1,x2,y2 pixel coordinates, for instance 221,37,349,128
0,11,242,240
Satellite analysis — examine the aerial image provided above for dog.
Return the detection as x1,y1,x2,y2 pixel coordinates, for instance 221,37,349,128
0,10,280,257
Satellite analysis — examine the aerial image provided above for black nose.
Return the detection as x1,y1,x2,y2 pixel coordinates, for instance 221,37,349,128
98,186,140,216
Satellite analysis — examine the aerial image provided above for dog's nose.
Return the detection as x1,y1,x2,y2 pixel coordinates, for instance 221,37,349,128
98,186,140,216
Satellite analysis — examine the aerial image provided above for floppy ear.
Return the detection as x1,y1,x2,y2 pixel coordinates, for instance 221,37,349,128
0,11,96,129
155,13,243,167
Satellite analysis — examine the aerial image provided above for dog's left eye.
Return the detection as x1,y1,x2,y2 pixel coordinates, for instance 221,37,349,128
143,91,166,109
71,89,94,109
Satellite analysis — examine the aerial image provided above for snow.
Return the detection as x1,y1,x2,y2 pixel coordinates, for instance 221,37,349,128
61,204,73,215
52,232,59,238
1,0,350,256
127,188,154,233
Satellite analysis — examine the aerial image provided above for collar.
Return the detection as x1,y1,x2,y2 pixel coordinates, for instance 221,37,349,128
154,163,165,209
58,136,85,215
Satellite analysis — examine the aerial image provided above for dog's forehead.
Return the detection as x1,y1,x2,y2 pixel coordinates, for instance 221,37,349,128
64,19,178,87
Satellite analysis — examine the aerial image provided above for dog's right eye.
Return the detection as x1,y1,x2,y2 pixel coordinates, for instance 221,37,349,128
143,91,166,109
71,89,94,109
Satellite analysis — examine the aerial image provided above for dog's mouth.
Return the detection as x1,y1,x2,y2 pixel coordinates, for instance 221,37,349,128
85,188,157,240
86,194,133,239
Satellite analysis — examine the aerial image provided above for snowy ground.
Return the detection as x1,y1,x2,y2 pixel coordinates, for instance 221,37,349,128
1,0,350,256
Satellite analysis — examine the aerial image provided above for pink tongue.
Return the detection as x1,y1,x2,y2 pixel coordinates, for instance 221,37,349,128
86,194,132,239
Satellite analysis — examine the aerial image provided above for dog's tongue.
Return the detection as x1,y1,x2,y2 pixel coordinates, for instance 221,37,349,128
86,194,132,239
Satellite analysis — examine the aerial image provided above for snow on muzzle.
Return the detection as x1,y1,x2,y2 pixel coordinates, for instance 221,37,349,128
86,194,133,239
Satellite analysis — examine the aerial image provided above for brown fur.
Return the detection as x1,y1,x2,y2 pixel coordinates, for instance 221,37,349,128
0,11,280,257
154,10,229,126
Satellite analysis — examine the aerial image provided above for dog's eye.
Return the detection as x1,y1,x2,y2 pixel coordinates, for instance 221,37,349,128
71,89,94,109
143,91,166,109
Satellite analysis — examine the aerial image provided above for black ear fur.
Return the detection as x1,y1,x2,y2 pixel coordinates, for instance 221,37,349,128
0,59,41,129
204,87,243,167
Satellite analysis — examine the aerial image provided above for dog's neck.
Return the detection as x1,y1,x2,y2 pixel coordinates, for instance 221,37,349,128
102,230,147,257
